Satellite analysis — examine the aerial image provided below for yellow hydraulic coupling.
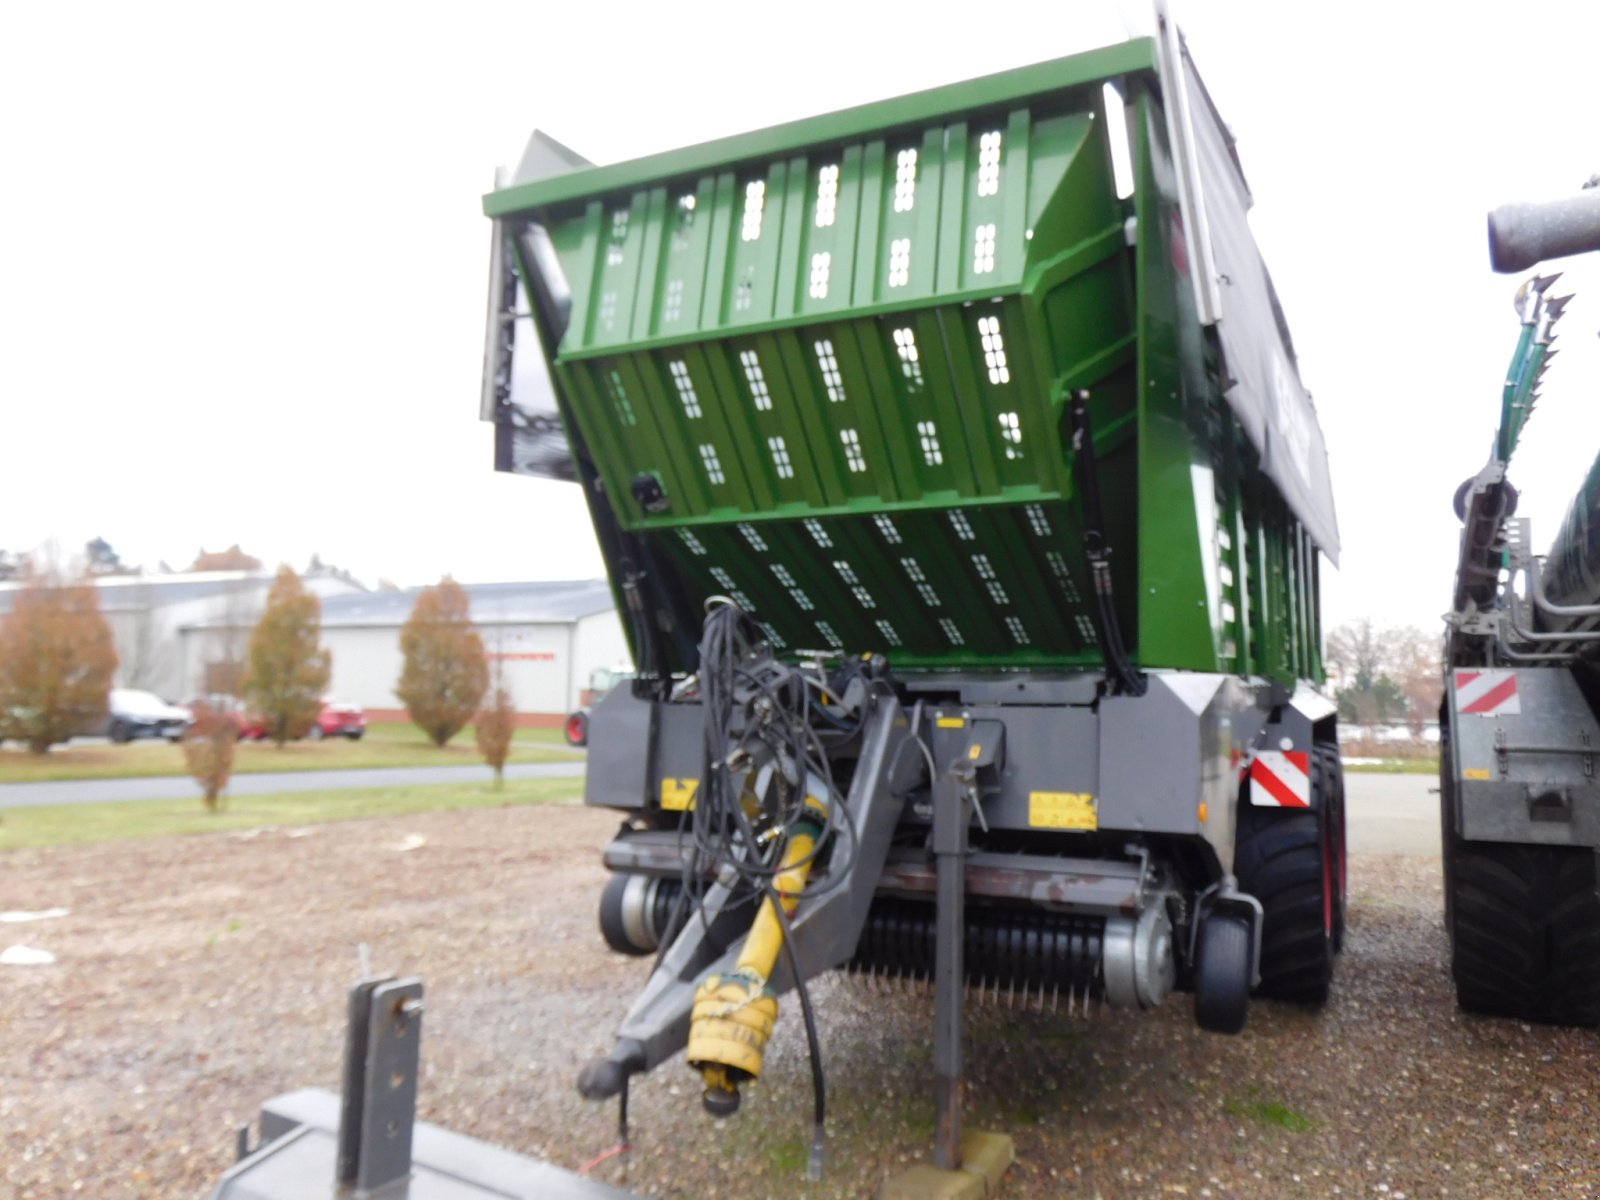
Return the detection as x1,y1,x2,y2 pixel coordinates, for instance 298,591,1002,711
687,792,828,1116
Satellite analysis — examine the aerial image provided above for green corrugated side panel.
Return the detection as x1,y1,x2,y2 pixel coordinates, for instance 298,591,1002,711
1238,491,1322,688
503,80,1141,672
547,112,1099,360
653,505,1096,667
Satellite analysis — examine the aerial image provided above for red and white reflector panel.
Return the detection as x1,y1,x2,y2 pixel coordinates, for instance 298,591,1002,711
1250,750,1311,808
1455,669,1521,717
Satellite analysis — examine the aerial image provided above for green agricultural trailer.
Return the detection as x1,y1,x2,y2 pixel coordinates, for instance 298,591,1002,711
209,21,1346,1200
1440,182,1600,1026
479,16,1344,1182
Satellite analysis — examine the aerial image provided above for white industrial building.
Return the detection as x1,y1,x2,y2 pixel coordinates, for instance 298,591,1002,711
0,569,365,703
176,579,629,723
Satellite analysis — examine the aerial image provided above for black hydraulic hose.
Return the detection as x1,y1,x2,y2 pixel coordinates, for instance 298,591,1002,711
683,599,848,1175
768,882,827,1182
1069,389,1146,696
620,563,664,696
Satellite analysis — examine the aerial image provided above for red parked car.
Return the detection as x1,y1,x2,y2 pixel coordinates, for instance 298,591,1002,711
195,698,365,742
312,701,366,741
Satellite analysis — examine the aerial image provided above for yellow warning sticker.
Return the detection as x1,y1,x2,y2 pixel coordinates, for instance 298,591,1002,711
1029,791,1098,831
936,717,966,729
1464,768,1491,781
968,744,982,760
661,778,699,811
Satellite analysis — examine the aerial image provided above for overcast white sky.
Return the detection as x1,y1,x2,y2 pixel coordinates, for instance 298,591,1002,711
3,1,1597,633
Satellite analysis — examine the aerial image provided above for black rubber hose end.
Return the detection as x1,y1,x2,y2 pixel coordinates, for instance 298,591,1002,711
577,1057,627,1101
701,1084,741,1118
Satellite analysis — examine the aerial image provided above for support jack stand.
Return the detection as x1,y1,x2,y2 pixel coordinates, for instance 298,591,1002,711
209,975,638,1199
880,716,1015,1200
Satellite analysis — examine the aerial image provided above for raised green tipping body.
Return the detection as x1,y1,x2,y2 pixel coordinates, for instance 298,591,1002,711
484,37,1329,685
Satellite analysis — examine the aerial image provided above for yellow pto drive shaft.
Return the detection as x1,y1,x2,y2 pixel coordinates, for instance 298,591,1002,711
687,792,828,1116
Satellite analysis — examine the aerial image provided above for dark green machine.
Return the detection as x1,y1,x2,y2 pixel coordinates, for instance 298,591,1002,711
1441,183,1600,1026
483,21,1344,1176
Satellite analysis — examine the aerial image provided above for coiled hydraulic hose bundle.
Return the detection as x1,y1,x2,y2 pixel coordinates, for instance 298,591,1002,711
677,600,854,1177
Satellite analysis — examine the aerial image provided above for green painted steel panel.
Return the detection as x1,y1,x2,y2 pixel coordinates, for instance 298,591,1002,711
489,39,1324,685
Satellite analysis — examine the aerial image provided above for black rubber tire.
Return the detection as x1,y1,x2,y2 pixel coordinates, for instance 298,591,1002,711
1236,789,1334,1005
1447,839,1600,1025
1315,743,1348,954
347,731,364,741
109,720,131,745
598,872,654,957
1440,719,1457,936
565,711,589,748
1193,912,1253,1034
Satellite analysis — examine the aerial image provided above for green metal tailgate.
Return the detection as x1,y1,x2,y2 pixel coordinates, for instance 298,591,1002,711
484,37,1324,685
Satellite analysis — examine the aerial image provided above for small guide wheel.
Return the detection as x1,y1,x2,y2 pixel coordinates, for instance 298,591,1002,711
1193,911,1253,1034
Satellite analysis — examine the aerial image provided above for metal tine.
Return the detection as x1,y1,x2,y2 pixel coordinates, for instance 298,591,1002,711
1050,983,1059,1017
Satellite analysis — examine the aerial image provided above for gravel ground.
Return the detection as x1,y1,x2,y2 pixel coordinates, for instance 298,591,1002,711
4,803,1599,1199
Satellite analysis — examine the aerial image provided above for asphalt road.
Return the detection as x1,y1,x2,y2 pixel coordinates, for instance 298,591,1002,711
0,761,1441,857
0,760,588,809
1343,770,1439,857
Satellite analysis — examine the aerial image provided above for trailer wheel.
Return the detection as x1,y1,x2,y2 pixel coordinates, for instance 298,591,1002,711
1447,840,1600,1025
565,710,589,748
1193,912,1252,1034
598,873,683,957
1440,719,1457,936
1315,744,1348,953
1235,794,1334,1005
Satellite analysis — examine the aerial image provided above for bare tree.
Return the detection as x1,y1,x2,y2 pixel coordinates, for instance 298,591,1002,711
190,545,263,572
1324,619,1441,731
1390,625,1445,735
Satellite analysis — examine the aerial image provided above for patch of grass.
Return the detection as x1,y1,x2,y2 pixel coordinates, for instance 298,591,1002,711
361,720,568,748
765,1137,807,1175
0,776,584,851
0,720,579,783
1342,757,1437,775
1224,1090,1315,1132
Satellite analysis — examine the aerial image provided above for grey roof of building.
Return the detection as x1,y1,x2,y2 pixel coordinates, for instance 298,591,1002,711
180,579,617,631
0,569,365,615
